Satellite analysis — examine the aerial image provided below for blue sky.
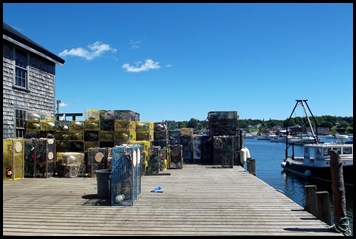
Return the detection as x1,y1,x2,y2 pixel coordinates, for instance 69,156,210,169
3,3,353,122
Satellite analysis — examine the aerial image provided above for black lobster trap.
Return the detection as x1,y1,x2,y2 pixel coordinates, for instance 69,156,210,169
24,138,56,178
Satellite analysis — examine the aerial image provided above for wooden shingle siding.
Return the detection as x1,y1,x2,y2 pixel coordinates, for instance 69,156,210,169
3,22,65,139
3,41,57,138
3,41,16,138
28,67,56,108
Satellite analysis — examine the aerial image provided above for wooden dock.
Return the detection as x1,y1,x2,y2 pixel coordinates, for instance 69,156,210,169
3,164,342,236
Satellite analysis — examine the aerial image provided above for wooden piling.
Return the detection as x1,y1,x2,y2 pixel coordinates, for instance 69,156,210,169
304,185,317,216
330,150,351,235
315,191,331,225
246,158,256,176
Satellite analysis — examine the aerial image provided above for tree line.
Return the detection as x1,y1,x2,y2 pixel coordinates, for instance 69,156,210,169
173,115,353,134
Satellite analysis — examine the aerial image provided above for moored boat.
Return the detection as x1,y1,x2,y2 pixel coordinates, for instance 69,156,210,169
257,133,277,140
287,134,324,145
281,100,353,189
244,132,255,139
269,135,286,142
281,141,353,188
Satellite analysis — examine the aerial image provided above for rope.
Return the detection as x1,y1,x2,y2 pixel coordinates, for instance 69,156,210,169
331,216,352,236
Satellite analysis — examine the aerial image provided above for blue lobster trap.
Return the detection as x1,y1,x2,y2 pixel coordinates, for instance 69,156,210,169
110,144,142,206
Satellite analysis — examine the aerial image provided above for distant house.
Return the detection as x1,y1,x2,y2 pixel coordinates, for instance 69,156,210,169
306,126,331,135
3,22,65,139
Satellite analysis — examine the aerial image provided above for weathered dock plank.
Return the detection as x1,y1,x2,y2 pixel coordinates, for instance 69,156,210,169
3,164,342,236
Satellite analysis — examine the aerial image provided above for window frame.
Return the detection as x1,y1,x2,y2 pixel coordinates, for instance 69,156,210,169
15,108,27,138
14,48,29,90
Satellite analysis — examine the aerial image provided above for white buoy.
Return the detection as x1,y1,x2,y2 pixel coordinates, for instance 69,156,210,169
240,147,251,165
245,147,251,158
240,148,247,164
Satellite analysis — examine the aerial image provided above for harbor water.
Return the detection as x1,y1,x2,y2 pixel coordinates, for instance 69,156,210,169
244,137,353,235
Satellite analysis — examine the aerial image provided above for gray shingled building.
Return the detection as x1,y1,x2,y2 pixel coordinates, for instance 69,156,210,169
3,22,65,138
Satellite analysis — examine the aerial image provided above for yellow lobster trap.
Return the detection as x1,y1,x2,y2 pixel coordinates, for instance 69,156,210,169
3,138,24,180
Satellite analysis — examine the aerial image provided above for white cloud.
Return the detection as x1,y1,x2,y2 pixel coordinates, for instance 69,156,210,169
59,41,117,61
166,64,172,68
129,39,143,49
59,102,68,107
122,59,161,72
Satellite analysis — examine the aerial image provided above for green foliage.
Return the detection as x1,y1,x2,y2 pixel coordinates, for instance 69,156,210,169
173,116,353,134
319,121,333,128
186,118,198,128
346,126,353,134
177,121,187,128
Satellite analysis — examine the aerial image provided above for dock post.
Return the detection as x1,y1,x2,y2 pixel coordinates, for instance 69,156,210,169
330,150,351,236
315,191,331,225
246,158,256,176
304,185,317,216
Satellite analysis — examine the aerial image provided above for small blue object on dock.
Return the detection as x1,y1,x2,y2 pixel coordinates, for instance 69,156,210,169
151,186,163,193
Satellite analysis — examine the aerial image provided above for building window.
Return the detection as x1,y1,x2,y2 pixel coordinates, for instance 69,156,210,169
15,48,28,89
15,109,26,138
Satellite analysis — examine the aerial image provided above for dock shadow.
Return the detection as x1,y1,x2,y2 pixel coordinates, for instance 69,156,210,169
205,166,231,169
283,227,337,233
81,194,111,206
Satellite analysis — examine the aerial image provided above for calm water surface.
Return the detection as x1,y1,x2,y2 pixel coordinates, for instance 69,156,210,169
244,137,353,235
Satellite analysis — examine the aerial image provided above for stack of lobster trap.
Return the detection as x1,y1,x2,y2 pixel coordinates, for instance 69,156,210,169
87,147,111,177
4,109,245,184
152,122,168,148
207,111,244,167
24,138,56,178
169,144,183,169
55,152,86,178
180,128,194,164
